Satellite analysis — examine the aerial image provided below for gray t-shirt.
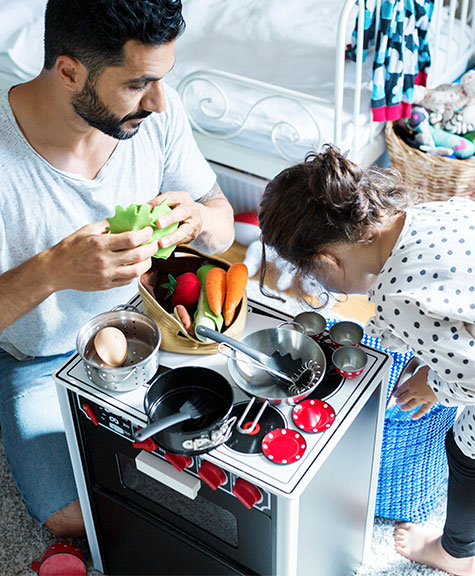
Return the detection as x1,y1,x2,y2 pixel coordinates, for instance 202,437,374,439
0,84,216,359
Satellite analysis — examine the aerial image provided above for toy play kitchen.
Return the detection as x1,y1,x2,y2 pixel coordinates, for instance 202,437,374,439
54,294,391,576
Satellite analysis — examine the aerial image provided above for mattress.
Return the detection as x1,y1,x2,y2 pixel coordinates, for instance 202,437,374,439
0,0,472,162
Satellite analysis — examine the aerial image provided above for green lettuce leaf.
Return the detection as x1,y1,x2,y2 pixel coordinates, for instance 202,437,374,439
106,201,179,259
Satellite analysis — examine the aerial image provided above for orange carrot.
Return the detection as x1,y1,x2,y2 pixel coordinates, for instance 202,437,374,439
223,262,248,326
205,267,226,316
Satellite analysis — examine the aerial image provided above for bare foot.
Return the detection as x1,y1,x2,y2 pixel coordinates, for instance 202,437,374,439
394,523,475,576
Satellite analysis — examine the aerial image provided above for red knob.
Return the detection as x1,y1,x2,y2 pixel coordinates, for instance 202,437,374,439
232,478,262,509
164,452,192,472
198,461,227,490
81,403,99,426
132,436,158,453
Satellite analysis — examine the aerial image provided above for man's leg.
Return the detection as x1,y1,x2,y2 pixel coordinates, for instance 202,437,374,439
0,350,84,537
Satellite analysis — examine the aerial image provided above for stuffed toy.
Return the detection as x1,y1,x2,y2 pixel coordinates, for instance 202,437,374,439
404,105,475,158
414,69,475,134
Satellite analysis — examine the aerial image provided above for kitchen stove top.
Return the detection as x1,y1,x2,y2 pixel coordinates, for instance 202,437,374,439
55,294,390,499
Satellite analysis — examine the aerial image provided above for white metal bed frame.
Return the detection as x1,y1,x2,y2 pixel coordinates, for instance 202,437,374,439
176,0,475,180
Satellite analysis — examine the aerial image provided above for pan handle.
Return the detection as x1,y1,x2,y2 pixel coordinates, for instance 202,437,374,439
195,324,270,365
276,320,306,333
217,343,294,383
235,397,269,435
134,412,192,442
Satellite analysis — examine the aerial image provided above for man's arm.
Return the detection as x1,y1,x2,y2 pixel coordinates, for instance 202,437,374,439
0,223,158,332
153,182,235,255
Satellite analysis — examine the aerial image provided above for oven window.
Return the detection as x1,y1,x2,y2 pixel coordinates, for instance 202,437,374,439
117,453,238,547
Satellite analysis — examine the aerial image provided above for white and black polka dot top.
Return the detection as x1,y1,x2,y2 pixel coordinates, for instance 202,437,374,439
366,197,475,459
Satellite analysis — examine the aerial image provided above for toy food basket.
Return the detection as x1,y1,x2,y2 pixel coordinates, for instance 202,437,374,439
138,246,247,354
385,122,475,200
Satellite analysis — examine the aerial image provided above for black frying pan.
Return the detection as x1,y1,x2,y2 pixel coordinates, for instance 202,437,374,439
136,366,235,455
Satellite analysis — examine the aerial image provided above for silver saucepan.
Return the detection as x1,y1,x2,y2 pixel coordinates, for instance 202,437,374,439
226,327,326,434
76,305,161,392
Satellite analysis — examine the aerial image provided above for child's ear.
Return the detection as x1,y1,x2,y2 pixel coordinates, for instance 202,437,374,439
313,251,341,271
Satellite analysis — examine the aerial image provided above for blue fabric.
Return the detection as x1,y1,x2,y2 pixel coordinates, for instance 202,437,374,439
347,0,434,119
0,349,78,523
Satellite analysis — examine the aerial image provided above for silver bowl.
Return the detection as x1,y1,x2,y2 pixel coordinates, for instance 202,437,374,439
332,346,367,378
293,311,327,339
76,306,161,392
329,321,363,347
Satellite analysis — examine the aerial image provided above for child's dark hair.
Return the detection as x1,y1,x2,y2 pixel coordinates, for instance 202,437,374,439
258,145,419,300
44,0,185,78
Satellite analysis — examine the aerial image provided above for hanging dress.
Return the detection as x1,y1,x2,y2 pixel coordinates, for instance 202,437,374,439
347,0,434,121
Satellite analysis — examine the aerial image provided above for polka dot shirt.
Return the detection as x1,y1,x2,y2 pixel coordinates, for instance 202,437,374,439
366,197,475,459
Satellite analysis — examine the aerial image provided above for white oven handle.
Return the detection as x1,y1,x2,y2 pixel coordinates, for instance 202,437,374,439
135,450,201,500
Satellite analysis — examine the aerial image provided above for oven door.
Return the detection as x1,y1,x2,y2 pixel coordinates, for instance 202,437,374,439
72,394,274,576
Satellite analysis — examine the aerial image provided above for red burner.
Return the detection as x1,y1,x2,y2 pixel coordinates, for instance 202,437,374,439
226,402,285,454
292,399,335,433
262,428,306,464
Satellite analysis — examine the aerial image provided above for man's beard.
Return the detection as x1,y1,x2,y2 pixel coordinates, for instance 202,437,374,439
72,77,151,140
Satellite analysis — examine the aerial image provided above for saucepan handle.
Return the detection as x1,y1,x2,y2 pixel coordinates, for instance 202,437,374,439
277,320,306,333
134,412,191,442
235,397,269,435
195,324,269,364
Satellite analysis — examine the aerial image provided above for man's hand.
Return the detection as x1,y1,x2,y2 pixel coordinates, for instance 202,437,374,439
150,185,234,255
149,191,203,248
393,365,437,419
47,221,159,292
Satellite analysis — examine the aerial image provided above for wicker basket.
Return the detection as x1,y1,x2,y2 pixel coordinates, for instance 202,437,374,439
385,122,475,201
139,246,247,354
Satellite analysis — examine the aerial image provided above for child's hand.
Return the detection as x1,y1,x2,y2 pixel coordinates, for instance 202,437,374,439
393,365,437,420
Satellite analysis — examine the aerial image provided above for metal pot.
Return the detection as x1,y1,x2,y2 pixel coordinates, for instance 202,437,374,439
140,366,236,455
227,327,326,434
76,305,161,392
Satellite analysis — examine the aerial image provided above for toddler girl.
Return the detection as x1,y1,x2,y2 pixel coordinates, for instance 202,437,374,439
258,145,475,576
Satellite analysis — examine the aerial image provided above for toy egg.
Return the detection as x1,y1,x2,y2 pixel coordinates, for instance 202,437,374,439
94,327,128,367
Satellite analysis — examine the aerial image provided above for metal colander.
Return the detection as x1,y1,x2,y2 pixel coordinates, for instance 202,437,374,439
76,305,161,392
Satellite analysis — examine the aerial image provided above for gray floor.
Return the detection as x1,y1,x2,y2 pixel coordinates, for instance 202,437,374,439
0,433,449,576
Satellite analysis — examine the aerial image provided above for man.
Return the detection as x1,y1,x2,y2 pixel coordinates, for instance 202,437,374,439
0,0,234,538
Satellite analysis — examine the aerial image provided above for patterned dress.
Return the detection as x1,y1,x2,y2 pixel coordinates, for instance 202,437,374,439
366,197,475,459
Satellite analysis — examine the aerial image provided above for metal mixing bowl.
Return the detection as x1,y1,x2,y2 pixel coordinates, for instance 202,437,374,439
76,306,161,392
227,327,326,404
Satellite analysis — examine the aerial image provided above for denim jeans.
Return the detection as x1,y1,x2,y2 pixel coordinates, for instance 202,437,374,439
0,348,78,523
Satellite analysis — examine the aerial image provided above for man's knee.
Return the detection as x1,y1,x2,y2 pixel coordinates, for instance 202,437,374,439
44,500,85,538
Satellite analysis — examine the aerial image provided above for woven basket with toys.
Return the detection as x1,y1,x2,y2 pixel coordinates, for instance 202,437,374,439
386,69,475,201
139,246,248,354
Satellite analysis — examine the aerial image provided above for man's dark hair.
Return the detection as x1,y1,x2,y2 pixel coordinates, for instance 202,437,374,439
44,0,185,77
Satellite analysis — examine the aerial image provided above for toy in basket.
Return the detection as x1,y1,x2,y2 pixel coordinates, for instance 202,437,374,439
139,246,248,354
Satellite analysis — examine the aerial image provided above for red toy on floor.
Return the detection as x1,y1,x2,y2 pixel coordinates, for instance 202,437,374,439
31,542,86,575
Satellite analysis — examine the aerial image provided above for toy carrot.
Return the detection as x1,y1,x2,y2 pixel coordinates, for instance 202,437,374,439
223,262,248,326
205,267,227,316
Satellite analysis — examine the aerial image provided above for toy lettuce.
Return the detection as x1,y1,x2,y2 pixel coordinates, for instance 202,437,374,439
106,201,178,259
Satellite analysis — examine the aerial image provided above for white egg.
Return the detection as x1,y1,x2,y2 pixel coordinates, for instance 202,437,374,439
94,327,128,367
